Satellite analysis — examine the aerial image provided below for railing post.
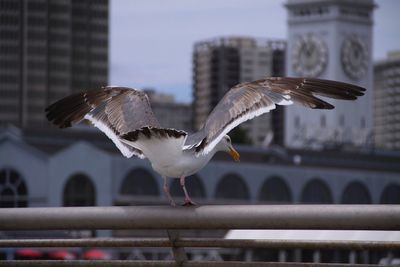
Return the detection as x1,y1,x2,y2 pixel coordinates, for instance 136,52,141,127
167,230,187,266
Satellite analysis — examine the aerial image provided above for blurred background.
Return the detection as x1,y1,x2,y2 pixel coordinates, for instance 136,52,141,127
0,0,399,264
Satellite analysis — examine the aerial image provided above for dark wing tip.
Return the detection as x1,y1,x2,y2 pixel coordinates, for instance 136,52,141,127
303,78,366,99
267,77,366,111
321,103,334,110
45,92,91,128
45,88,115,128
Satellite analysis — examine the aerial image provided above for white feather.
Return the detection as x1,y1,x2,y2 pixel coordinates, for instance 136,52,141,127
264,91,293,106
84,114,145,159
200,104,276,156
182,140,202,150
277,97,293,105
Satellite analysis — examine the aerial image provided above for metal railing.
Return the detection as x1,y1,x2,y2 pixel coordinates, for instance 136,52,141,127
0,205,399,266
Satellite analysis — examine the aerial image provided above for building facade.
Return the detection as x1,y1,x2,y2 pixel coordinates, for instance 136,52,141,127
1,125,400,262
374,51,400,150
0,0,109,128
192,37,286,146
285,0,375,149
1,126,399,209
144,89,192,132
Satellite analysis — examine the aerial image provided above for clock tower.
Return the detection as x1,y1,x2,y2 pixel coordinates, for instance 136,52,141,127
285,0,375,148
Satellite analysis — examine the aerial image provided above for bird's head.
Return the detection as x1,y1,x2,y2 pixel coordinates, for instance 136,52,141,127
220,135,240,162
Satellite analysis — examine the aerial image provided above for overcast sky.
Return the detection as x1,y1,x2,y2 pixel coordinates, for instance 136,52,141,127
110,0,400,102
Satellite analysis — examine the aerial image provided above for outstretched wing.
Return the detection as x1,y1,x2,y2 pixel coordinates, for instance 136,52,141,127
185,77,365,155
45,86,160,158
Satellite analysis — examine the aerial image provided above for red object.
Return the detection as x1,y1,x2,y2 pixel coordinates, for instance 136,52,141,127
16,249,43,258
49,250,76,260
82,249,111,260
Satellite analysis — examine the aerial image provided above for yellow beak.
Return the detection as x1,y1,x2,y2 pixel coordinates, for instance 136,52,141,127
229,146,240,162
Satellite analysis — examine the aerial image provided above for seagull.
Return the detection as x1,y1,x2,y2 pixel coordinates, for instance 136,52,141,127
45,77,365,206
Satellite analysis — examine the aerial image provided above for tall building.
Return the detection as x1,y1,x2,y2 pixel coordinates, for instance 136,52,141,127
0,0,109,128
144,89,192,132
285,0,375,149
193,37,286,146
374,51,400,150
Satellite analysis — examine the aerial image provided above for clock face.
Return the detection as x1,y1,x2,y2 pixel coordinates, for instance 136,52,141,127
341,35,368,80
292,34,328,77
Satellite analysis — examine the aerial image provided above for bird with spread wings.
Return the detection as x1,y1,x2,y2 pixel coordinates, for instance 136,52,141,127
46,77,365,206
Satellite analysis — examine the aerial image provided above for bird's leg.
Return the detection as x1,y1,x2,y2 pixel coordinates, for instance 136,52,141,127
180,176,196,206
163,176,175,206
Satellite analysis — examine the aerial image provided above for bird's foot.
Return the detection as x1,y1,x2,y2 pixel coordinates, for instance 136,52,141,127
182,198,197,206
169,199,176,207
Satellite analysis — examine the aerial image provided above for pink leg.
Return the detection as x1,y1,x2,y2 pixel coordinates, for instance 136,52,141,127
180,176,196,206
163,177,175,206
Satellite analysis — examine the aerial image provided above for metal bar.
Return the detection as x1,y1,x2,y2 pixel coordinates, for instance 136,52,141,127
0,261,383,267
186,263,383,267
0,261,176,267
167,230,188,266
1,238,400,251
178,238,400,250
0,238,170,248
0,205,399,230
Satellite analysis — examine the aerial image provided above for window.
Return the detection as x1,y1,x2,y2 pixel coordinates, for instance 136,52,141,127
0,169,28,208
339,114,345,127
301,179,333,204
361,117,366,128
63,173,96,206
320,115,326,128
341,181,371,204
294,116,300,129
258,60,269,65
380,183,400,204
215,174,249,200
170,175,206,199
120,168,159,196
258,176,292,203
243,59,253,65
242,68,252,74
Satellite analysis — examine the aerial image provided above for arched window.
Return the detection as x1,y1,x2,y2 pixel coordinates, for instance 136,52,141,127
380,183,400,204
170,175,206,198
120,168,159,196
258,176,292,203
215,173,249,200
341,181,371,204
301,179,333,204
0,169,28,208
63,173,96,206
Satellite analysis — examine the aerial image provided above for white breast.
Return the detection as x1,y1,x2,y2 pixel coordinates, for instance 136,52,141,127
139,136,186,167
150,150,213,178
122,132,218,178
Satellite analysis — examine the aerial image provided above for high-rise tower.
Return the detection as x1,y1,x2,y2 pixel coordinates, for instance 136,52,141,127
285,0,375,148
193,37,286,146
0,0,109,127
374,51,400,150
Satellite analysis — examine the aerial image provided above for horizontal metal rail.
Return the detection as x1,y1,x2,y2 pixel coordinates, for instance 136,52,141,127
0,205,399,230
1,238,399,251
0,261,384,267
